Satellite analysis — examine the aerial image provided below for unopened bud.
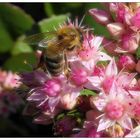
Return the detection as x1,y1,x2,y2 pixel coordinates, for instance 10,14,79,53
107,22,125,38
89,8,111,25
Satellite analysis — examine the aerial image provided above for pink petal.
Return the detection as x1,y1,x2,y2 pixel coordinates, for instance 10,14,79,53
118,114,133,130
105,58,118,77
128,90,140,98
87,76,102,90
93,95,107,111
92,36,103,50
115,47,128,53
109,81,118,99
27,90,47,102
97,116,115,132
84,82,100,91
81,59,96,71
98,52,112,61
117,73,137,87
48,96,60,112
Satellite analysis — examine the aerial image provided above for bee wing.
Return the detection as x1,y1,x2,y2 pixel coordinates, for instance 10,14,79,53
38,37,58,48
24,31,57,47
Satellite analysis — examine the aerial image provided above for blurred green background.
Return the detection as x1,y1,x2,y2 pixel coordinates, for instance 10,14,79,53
0,3,110,137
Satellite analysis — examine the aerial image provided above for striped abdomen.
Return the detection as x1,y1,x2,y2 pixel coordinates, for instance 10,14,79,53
45,53,64,76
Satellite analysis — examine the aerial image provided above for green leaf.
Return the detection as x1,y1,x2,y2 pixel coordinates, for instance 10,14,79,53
0,19,14,53
64,3,82,8
0,4,34,37
11,36,33,55
84,3,111,39
80,89,96,96
38,15,68,32
3,53,37,72
44,3,55,17
136,47,140,59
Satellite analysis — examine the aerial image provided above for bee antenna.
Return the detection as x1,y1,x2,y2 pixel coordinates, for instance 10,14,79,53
79,14,86,27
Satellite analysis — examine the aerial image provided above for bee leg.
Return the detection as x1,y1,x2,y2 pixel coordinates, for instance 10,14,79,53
64,53,70,78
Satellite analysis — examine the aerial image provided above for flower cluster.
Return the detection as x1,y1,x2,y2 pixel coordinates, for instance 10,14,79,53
19,2,140,137
0,70,23,117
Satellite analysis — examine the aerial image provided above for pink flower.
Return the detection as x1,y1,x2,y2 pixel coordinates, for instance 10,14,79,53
87,58,137,93
26,71,81,116
91,81,133,132
69,34,111,71
70,61,103,91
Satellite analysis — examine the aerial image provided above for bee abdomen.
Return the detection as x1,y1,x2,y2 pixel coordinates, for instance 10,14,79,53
45,54,63,63
45,54,64,76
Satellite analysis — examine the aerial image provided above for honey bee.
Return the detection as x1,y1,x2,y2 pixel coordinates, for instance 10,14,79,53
25,19,88,76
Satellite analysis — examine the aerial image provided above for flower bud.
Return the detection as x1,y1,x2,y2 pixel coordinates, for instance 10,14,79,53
121,33,139,53
109,3,118,12
136,60,140,73
117,55,136,72
89,8,111,25
107,22,125,38
60,94,77,110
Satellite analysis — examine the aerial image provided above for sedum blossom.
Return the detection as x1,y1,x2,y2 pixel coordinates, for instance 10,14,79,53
90,81,133,132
